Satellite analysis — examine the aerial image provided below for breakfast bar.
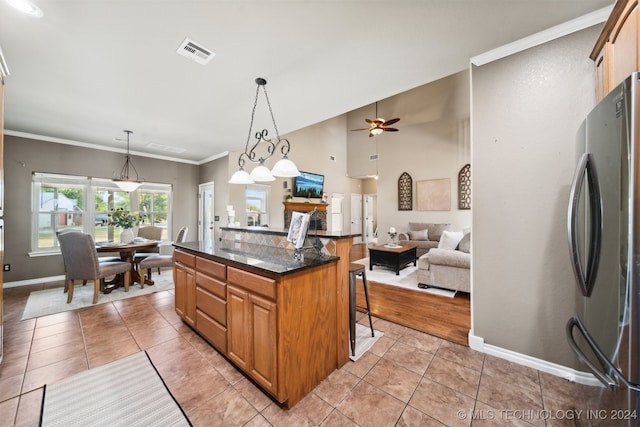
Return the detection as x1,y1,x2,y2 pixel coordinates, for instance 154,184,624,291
172,227,358,408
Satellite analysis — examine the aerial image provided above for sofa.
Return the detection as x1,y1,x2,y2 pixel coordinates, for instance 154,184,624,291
417,231,470,293
398,222,452,258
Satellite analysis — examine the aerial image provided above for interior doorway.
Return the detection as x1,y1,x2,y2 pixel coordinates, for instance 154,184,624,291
364,194,377,244
350,193,363,244
330,193,344,233
198,182,214,241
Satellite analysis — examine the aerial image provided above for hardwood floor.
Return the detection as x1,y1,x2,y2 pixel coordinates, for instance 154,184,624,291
349,243,471,346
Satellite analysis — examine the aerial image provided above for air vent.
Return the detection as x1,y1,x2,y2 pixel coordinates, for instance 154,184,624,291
369,154,379,161
176,38,215,65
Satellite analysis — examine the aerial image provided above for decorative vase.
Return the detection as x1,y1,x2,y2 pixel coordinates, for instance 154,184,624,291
120,228,134,243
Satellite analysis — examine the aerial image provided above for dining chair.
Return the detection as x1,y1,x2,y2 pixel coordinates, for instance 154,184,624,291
138,226,188,284
57,231,132,304
133,225,163,272
57,229,122,292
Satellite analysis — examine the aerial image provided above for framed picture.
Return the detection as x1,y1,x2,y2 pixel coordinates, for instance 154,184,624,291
416,178,451,211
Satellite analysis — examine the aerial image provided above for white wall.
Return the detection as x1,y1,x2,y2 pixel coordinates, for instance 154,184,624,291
471,25,600,367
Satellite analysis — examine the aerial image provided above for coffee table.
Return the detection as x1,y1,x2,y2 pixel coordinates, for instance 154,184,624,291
368,243,418,275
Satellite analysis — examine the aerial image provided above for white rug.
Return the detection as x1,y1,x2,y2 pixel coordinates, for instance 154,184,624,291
40,351,191,426
350,323,383,362
22,274,174,320
353,258,457,298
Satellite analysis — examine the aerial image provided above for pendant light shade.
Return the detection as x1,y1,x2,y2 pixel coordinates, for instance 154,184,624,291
271,156,300,177
229,78,300,184
113,130,144,192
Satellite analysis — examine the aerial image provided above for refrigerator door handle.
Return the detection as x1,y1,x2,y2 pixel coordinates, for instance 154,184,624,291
566,317,640,391
567,153,602,297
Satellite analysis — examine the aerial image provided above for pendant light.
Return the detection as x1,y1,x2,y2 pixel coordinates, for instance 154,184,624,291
229,78,300,184
113,130,144,192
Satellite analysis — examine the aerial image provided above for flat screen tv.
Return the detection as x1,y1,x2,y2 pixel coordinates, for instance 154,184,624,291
293,171,324,199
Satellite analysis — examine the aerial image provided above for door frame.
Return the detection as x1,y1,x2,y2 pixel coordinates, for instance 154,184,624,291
198,182,215,241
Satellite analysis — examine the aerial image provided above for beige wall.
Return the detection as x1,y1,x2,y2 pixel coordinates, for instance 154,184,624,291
471,25,600,368
347,71,472,239
4,135,199,282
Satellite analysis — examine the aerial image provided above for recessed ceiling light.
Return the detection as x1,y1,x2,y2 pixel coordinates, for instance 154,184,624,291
6,0,43,17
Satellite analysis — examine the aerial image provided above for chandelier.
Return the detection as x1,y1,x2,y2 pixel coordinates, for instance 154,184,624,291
228,78,300,184
113,130,144,192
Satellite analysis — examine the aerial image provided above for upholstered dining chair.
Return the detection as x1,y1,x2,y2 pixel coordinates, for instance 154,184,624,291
57,231,132,304
133,225,163,270
139,226,188,284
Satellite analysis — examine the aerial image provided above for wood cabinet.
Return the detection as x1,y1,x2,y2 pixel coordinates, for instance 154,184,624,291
195,257,227,353
173,248,339,408
227,268,278,396
174,250,196,326
592,0,640,100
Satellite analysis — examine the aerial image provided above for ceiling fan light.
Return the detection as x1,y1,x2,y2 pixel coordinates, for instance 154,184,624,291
250,164,276,182
271,157,300,177
229,169,254,184
370,127,384,137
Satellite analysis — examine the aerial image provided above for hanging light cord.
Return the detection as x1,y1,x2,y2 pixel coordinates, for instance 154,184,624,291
119,130,140,181
238,78,291,169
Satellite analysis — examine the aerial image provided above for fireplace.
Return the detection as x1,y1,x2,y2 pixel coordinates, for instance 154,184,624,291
283,202,328,231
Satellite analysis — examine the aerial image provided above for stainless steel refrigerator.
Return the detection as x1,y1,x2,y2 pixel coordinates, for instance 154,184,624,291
567,72,640,422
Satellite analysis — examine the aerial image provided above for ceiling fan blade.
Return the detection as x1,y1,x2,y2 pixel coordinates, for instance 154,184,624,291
365,118,374,124
383,118,400,126
383,128,399,132
351,128,370,131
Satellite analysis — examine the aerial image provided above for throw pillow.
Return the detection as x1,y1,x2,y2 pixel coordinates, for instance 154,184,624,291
457,232,471,253
408,229,429,241
438,230,464,250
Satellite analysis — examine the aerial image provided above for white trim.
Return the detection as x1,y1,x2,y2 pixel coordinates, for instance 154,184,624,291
4,275,65,288
468,332,603,387
471,5,613,66
0,44,9,77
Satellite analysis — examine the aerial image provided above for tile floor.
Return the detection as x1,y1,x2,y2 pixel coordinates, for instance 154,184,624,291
0,274,631,427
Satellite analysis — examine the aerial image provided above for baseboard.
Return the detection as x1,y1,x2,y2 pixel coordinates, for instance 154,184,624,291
4,275,66,288
468,332,602,387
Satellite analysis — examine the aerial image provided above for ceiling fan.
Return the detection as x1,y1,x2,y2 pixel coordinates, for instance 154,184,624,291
351,102,400,137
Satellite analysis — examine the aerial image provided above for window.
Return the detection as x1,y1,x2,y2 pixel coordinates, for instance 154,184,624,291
246,185,270,227
32,173,172,253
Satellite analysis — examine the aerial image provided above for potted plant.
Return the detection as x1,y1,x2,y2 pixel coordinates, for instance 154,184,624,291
108,209,142,242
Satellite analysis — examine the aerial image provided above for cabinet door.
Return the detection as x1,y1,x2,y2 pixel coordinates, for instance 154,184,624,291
226,284,277,394
610,1,639,89
227,285,250,371
174,263,196,326
248,293,277,393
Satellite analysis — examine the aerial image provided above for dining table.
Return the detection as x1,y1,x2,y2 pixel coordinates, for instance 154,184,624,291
96,240,159,293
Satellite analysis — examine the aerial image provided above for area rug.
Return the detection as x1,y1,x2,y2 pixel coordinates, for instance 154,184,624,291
353,258,456,298
22,273,174,320
350,323,384,362
40,351,191,426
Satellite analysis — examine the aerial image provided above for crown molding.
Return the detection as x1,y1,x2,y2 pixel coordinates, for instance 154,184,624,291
471,5,614,66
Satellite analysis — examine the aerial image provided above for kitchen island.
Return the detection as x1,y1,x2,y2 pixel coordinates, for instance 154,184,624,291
173,227,358,408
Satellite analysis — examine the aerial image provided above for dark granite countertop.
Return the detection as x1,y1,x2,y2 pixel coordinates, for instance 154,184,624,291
173,240,339,276
219,226,360,239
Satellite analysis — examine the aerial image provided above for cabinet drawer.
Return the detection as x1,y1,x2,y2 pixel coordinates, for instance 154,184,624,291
196,272,226,299
196,257,226,280
196,286,226,325
196,309,227,353
174,250,196,267
227,267,276,300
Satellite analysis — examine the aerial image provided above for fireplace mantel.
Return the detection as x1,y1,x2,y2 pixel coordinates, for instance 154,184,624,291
283,201,329,212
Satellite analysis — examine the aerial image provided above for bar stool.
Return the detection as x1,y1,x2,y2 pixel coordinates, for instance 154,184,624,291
349,262,375,357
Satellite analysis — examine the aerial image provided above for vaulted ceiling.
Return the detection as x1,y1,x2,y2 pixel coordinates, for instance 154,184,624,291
0,0,613,163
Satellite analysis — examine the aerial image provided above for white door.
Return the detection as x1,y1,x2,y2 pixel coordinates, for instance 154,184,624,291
330,193,344,232
350,193,363,244
364,194,377,244
198,182,215,241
